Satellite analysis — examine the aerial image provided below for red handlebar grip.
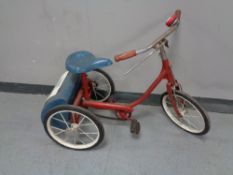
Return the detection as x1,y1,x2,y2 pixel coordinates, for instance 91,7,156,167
166,9,181,27
114,50,137,62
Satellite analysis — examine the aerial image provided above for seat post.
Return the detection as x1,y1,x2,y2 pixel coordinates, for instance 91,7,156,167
81,73,90,100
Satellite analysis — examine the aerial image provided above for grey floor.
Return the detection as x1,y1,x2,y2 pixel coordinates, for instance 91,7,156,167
0,92,232,175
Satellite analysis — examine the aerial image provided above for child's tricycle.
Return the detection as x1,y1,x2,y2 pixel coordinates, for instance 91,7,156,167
41,9,210,150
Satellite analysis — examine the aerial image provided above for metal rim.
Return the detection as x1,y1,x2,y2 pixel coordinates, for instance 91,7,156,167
87,71,112,102
46,110,100,149
162,94,205,133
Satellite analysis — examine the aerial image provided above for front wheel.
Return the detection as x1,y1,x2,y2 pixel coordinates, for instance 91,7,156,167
161,91,210,135
43,105,104,150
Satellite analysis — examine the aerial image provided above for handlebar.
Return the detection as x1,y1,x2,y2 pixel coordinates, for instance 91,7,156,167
114,50,137,62
114,9,181,62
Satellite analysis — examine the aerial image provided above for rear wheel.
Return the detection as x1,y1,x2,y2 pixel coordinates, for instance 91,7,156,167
161,91,210,135
87,69,115,102
43,105,104,150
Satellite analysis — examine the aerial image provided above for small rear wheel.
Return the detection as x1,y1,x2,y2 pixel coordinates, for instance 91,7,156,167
43,105,104,150
87,69,115,102
161,91,210,135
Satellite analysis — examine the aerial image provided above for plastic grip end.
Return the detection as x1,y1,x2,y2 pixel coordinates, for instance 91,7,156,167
114,50,137,62
166,9,181,27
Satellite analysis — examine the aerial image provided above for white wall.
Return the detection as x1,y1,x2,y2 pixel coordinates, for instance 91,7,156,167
0,0,233,99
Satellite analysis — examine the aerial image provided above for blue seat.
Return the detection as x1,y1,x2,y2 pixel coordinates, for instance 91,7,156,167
66,51,113,74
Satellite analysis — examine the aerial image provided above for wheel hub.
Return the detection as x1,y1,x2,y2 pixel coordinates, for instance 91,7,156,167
69,123,79,131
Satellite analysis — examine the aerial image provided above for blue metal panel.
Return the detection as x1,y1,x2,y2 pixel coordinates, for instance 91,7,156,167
41,72,81,122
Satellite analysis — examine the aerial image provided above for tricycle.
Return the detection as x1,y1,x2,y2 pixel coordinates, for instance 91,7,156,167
41,9,210,150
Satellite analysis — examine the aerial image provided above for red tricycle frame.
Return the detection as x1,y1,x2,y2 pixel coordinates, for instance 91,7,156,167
73,10,182,120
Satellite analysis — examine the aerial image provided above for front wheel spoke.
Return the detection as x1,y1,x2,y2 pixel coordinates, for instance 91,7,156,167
78,128,95,141
166,97,183,110
183,114,203,126
181,118,198,130
183,114,200,118
176,99,185,110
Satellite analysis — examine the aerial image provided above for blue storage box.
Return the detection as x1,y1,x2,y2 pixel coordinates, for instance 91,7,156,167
41,71,81,122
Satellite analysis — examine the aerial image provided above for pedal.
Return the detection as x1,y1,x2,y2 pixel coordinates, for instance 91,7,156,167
130,119,140,135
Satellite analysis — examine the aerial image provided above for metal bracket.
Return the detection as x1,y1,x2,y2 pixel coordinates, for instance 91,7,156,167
153,39,169,51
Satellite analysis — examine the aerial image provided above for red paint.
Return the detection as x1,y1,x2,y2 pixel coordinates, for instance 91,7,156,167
82,100,132,112
130,59,174,107
73,89,83,106
71,90,83,123
166,14,178,27
116,111,131,120
81,73,90,100
163,59,175,84
162,60,181,116
166,9,181,27
77,59,180,118
167,83,181,117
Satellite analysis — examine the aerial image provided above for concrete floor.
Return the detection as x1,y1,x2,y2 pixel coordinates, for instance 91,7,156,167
0,92,232,175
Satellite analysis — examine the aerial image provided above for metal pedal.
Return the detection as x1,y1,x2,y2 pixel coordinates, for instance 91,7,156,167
130,119,140,135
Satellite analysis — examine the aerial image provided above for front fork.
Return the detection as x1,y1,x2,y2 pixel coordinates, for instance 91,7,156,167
166,80,182,117
159,44,183,117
